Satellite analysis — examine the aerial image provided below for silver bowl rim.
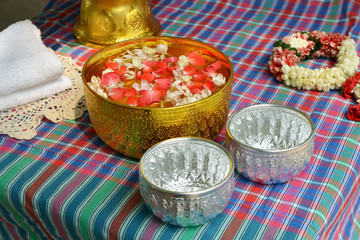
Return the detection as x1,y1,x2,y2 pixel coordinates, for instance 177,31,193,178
225,103,315,153
139,137,234,196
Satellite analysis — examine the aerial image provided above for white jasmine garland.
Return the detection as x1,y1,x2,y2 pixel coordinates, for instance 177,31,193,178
281,64,349,91
269,31,360,92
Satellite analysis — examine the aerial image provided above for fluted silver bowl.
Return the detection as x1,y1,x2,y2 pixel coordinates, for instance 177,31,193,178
139,137,235,227
225,104,315,184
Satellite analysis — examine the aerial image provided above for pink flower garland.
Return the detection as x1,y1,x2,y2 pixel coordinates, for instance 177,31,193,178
311,31,348,58
269,47,299,81
269,31,349,82
269,31,359,92
343,72,360,121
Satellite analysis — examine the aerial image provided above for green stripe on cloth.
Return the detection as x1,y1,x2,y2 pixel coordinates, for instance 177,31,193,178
77,180,120,239
0,154,50,239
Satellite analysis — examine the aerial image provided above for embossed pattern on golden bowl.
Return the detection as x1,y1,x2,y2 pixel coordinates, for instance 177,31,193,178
82,37,233,159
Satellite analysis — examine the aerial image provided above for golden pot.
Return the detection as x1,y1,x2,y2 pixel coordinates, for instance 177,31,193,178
82,37,233,159
74,0,161,48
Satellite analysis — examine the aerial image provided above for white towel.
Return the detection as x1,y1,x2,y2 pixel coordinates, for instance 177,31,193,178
0,20,72,110
0,75,72,111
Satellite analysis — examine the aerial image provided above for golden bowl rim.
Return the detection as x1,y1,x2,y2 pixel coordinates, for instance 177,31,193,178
82,36,234,111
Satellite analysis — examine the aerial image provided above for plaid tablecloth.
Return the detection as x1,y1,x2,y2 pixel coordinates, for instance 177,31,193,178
1,0,360,239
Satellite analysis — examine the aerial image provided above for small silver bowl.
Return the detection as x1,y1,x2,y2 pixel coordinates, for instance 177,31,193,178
139,137,234,227
225,104,315,184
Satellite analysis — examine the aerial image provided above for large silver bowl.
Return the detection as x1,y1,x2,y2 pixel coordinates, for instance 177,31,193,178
225,104,315,184
139,137,235,227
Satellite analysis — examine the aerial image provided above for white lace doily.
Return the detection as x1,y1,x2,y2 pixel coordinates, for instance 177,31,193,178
0,55,87,140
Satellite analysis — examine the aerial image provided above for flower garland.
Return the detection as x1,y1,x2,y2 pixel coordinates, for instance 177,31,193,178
343,72,360,121
269,31,360,92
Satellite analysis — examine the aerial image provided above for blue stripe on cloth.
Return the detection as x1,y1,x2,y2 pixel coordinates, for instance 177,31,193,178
63,177,104,239
0,202,25,240
0,152,13,171
123,203,153,240
156,223,179,240
8,160,50,239
200,213,229,239
93,186,138,239
238,220,264,239
35,168,76,239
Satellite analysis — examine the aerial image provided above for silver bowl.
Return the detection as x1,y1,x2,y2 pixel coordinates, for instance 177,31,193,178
139,137,234,227
225,104,315,184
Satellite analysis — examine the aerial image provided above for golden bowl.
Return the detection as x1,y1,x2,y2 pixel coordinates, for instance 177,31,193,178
82,37,233,159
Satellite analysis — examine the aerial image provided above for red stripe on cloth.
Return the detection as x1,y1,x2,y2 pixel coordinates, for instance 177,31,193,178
323,172,360,238
221,217,244,240
141,217,163,240
108,191,143,239
0,214,20,239
300,95,318,112
222,185,265,239
24,164,60,240
51,173,88,239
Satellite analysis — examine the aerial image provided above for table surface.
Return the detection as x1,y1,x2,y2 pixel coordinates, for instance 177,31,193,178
1,0,360,239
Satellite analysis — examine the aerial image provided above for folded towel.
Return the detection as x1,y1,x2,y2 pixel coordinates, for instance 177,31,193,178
0,20,65,96
0,75,72,111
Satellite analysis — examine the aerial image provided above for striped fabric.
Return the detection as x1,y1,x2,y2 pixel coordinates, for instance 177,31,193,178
1,0,360,239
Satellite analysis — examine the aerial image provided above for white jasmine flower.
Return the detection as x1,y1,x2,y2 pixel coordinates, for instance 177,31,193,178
288,36,309,49
134,49,148,59
181,75,192,83
96,88,108,98
156,44,168,55
178,55,189,68
172,68,183,78
353,83,360,102
143,46,157,55
201,88,212,98
88,76,101,89
124,71,136,80
102,68,114,74
88,76,108,98
165,90,182,104
171,79,183,87
132,56,144,69
212,73,226,86
132,80,153,91
113,58,123,65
